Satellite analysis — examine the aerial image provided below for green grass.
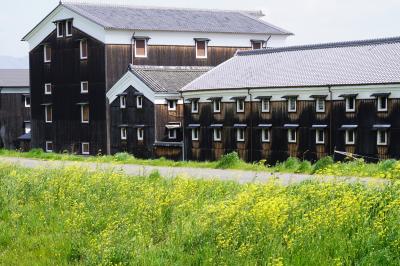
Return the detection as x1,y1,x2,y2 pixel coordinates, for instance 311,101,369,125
0,163,399,265
1,148,400,179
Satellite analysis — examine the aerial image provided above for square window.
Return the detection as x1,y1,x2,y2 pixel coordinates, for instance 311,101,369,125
237,128,245,142
213,100,221,113
45,83,52,95
316,98,325,112
261,99,270,112
168,129,177,139
346,97,356,112
377,130,387,146
45,141,53,153
345,130,355,145
377,96,388,112
66,20,72,37
80,39,88,59
137,128,144,141
82,142,90,155
196,40,207,58
213,128,222,141
262,128,270,142
316,129,325,144
81,105,89,123
135,39,147,57
24,122,31,134
288,97,297,112
81,81,88,94
192,128,199,141
288,129,297,143
121,128,127,140
236,99,245,113
24,95,31,108
45,105,52,123
252,41,263,50
191,100,199,113
44,45,51,63
168,100,177,111
120,96,126,109
137,96,143,109
57,22,64,38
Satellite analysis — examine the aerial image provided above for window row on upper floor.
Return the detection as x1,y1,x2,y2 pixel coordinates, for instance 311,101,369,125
43,39,87,63
43,103,89,124
41,81,89,95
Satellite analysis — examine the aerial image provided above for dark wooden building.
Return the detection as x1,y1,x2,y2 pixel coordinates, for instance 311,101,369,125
22,2,291,155
181,37,400,163
0,69,31,150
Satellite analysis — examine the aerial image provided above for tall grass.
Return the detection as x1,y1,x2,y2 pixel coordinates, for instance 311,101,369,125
0,163,399,265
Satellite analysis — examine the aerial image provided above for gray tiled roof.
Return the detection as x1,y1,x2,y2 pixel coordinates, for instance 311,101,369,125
182,37,400,91
63,2,291,35
0,69,29,87
130,65,212,93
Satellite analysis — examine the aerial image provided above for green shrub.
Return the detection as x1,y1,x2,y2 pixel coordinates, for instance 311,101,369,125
297,160,313,173
378,159,397,172
113,152,135,162
216,152,242,169
312,156,334,173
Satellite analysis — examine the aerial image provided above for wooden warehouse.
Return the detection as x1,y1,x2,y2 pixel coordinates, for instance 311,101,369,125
22,2,291,155
181,37,400,163
0,69,31,150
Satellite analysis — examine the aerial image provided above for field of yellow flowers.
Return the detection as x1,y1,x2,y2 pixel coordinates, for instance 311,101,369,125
0,163,400,265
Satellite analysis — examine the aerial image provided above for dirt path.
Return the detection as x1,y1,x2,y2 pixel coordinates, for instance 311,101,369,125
0,157,389,186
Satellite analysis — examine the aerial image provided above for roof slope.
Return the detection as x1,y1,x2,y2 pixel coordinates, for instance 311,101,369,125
0,69,29,87
130,65,212,93
63,2,291,35
182,37,400,91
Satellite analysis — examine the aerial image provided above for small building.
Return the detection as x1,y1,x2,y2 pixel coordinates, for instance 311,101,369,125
107,65,211,160
0,69,31,150
181,37,400,163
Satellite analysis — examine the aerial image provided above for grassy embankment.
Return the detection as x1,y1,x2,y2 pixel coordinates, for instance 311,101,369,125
1,148,400,179
0,163,399,265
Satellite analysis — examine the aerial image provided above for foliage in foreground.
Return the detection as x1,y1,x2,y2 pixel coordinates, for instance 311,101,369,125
1,148,400,179
0,164,400,265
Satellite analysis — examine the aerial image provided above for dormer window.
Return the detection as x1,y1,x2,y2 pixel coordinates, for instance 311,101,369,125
66,20,72,37
57,22,64,38
44,44,51,63
195,39,208,59
80,39,88,60
251,40,263,50
135,39,147,58
137,96,143,109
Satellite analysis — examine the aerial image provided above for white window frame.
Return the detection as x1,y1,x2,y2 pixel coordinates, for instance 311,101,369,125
213,128,222,141
345,97,356,112
236,99,245,113
196,40,208,59
66,20,72,37
168,129,177,140
315,129,325,144
24,122,31,134
377,96,388,112
236,128,245,142
82,142,90,155
134,39,148,58
121,127,127,140
120,96,126,109
24,95,31,108
81,105,89,124
191,100,199,113
45,105,52,123
137,128,144,141
80,81,88,94
288,129,297,143
345,130,355,145
56,22,63,38
377,130,388,146
192,128,199,141
316,98,325,113
45,141,53,153
168,100,177,111
80,39,88,60
261,128,270,142
261,99,270,113
136,96,143,109
288,97,297,112
44,83,52,95
44,45,51,63
213,100,221,113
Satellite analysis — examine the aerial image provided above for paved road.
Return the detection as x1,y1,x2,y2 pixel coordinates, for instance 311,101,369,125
0,157,390,186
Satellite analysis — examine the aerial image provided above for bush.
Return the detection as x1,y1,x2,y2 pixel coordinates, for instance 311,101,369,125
216,152,242,169
297,160,313,174
312,156,334,173
113,152,135,162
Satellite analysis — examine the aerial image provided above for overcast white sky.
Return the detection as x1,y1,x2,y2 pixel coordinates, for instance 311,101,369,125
1,0,400,58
